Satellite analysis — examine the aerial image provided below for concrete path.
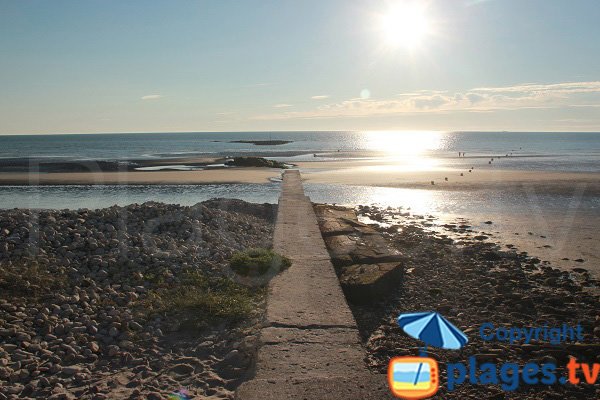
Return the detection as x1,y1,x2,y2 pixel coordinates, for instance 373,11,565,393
236,170,390,399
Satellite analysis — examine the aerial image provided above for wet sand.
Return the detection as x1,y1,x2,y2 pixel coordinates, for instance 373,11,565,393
297,160,600,195
0,169,280,185
1,159,598,196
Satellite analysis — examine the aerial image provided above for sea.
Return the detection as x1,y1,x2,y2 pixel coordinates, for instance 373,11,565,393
0,131,599,212
1,131,599,170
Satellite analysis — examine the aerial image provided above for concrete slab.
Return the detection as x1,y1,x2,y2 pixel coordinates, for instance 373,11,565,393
236,170,388,400
237,376,392,400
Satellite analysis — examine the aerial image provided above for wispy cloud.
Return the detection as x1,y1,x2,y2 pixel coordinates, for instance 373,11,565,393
311,95,330,100
245,83,273,88
141,94,162,100
253,81,600,120
273,103,293,108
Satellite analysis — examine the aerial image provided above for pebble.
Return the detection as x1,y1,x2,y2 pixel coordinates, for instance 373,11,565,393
0,200,274,398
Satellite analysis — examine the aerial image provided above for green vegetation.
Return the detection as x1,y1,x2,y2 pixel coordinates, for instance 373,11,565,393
139,269,265,331
0,261,68,299
225,156,288,169
230,248,291,277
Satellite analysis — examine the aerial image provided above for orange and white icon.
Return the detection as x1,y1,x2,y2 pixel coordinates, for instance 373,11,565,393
388,356,439,399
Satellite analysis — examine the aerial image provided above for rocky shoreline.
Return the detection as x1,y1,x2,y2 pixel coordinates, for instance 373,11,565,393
342,205,600,399
0,199,275,399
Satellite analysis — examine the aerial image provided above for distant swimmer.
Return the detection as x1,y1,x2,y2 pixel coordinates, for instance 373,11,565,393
444,177,448,181
431,180,435,185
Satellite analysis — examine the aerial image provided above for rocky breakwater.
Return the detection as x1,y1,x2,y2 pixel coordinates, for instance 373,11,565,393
0,199,275,399
313,205,404,305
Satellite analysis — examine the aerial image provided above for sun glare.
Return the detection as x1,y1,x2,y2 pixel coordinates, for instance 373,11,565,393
366,130,441,156
379,2,432,49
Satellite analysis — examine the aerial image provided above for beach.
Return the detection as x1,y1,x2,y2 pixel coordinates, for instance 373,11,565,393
337,204,600,399
0,200,275,399
0,169,278,185
0,144,599,398
0,160,599,194
1,151,598,279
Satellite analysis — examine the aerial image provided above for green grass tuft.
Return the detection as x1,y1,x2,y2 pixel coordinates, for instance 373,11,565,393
230,248,291,277
139,269,265,331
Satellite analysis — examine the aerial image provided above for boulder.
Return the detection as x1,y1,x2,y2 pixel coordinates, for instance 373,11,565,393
339,262,403,304
325,234,403,267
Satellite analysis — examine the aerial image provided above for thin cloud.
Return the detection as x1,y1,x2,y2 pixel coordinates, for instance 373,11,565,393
252,81,600,120
273,103,293,108
245,83,273,88
311,95,330,100
141,94,162,100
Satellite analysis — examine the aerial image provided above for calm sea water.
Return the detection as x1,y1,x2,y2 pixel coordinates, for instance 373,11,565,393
0,131,598,212
1,131,599,172
1,183,597,215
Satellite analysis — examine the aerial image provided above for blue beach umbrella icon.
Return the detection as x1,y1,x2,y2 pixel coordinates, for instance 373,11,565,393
397,311,468,350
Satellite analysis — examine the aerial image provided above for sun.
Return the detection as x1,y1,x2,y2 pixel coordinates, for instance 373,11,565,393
379,2,432,50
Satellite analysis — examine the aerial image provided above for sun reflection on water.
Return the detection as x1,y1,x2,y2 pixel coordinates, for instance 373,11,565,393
305,184,439,215
363,130,444,171
365,130,443,155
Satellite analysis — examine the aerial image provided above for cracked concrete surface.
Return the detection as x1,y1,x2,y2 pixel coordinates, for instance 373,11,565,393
236,170,391,400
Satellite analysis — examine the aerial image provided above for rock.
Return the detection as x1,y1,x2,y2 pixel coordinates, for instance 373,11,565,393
169,363,194,375
127,321,143,331
340,262,404,304
147,392,162,400
62,366,82,376
107,345,120,357
118,340,133,350
88,342,100,353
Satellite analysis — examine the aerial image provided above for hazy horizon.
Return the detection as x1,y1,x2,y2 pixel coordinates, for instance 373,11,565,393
2,129,600,137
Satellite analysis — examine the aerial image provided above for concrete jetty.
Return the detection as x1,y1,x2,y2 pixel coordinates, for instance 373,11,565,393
236,170,390,399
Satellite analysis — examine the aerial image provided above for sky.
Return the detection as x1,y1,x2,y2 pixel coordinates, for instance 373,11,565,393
0,0,599,134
